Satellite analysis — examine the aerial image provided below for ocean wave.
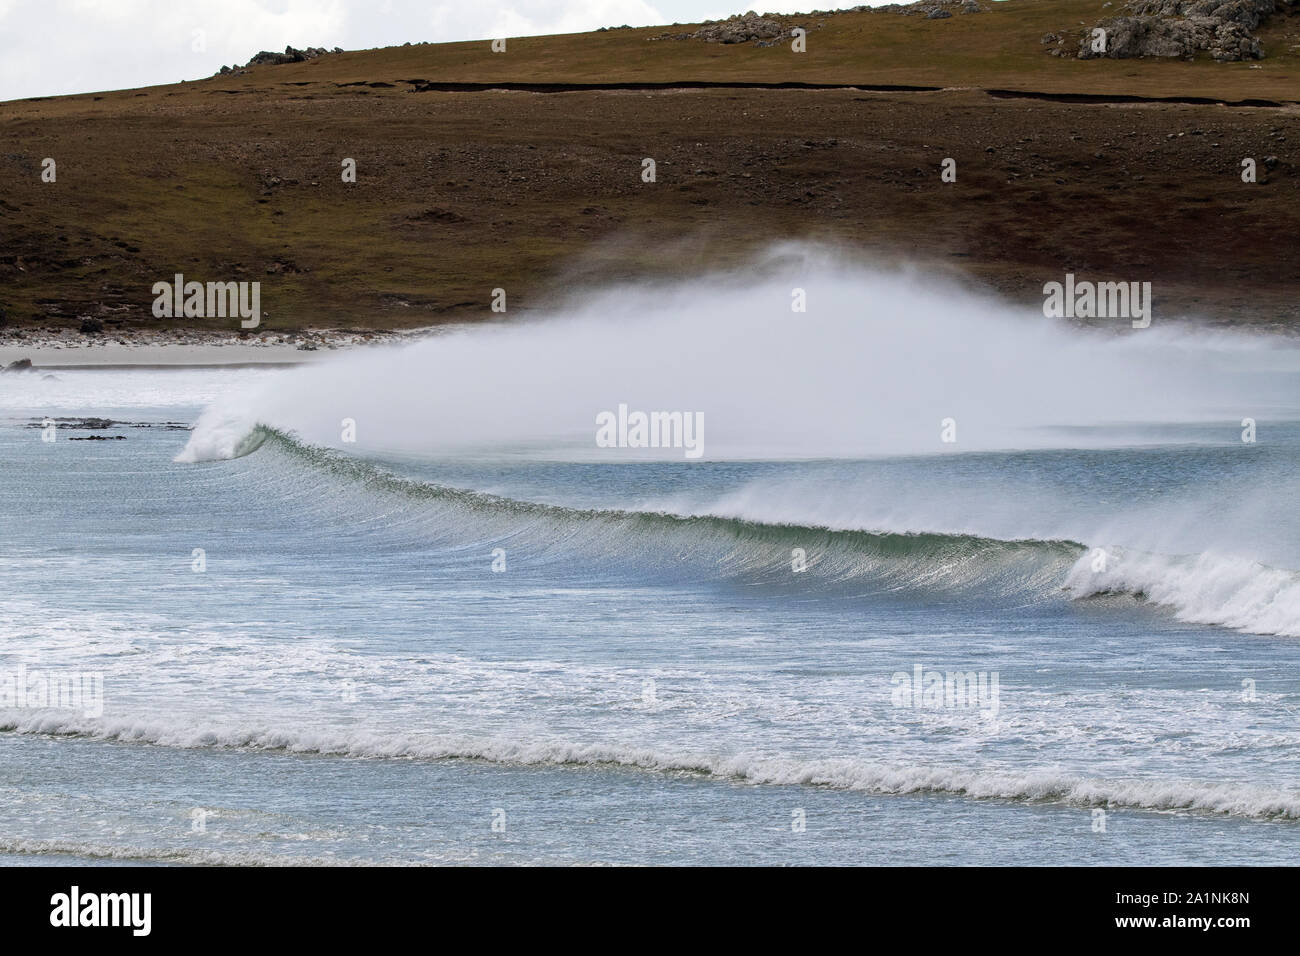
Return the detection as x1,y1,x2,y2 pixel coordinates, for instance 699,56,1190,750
192,427,1087,596
3,712,1297,822
180,428,1300,634
1064,548,1300,638
174,406,267,462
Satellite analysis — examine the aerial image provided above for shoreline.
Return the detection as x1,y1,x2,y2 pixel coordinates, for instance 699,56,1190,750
6,311,1300,371
2,344,327,368
0,327,438,369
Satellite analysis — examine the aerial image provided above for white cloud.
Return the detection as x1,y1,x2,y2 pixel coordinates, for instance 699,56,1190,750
0,0,669,101
428,0,664,39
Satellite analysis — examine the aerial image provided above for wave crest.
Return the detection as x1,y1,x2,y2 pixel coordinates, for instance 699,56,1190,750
1065,548,1300,638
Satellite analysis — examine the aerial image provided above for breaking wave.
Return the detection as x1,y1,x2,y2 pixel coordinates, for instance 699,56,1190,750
3,712,1298,822
170,247,1300,634
1065,548,1300,638
185,428,1300,635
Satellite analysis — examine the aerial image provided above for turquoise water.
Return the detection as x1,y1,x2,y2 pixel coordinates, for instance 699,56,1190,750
2,355,1299,865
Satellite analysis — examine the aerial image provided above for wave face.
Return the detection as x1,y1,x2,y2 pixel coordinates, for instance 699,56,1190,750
178,244,1300,464
224,428,1086,600
183,427,1300,637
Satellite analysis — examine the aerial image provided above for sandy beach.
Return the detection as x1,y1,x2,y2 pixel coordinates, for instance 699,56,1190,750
0,327,435,368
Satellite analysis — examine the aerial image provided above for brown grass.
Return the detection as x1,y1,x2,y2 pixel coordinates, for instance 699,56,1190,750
1,0,1298,335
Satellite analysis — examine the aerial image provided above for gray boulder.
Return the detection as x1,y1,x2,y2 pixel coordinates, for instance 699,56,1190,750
896,0,984,15
244,45,334,67
1076,0,1296,61
693,13,789,43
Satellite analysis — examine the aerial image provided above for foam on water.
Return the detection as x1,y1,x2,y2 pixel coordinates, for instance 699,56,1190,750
1,366,276,416
3,711,1298,821
1065,549,1300,638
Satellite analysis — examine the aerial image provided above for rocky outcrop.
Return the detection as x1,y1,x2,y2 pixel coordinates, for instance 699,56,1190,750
247,45,336,66
908,0,984,16
875,1,984,16
692,13,792,44
217,45,344,75
677,4,980,45
1071,1,1298,61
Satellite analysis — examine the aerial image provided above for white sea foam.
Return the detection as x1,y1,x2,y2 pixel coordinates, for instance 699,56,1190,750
4,711,1297,821
633,477,1300,637
1065,548,1300,638
0,366,276,416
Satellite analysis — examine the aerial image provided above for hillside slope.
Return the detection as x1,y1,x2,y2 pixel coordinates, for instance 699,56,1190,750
2,0,1298,338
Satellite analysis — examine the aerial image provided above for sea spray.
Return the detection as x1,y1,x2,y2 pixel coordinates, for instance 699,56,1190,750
177,244,1300,464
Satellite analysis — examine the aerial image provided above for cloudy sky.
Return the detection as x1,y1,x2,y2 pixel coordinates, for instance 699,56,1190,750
0,1,903,102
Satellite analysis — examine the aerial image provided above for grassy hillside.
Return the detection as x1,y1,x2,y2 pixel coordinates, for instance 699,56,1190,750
195,1,1300,101
2,0,1298,337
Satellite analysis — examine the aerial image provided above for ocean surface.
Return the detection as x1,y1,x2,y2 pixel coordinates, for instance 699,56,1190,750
3,264,1300,866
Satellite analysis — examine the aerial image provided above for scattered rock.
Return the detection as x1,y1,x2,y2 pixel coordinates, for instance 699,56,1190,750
658,4,978,45
25,417,116,429
1074,0,1298,62
881,1,984,16
224,45,341,74
78,316,104,334
265,258,304,274
693,12,789,44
